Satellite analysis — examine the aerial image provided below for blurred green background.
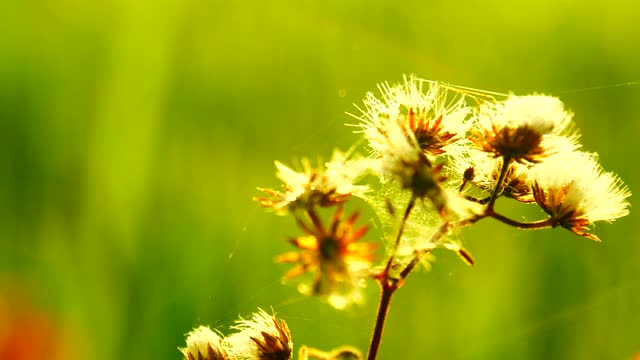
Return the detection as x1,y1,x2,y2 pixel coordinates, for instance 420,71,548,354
1,0,638,359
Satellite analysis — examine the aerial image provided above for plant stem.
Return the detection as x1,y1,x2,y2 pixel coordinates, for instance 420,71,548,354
463,195,490,204
366,195,416,360
486,156,511,213
366,282,394,360
382,194,416,275
398,221,450,280
489,212,554,230
365,157,551,359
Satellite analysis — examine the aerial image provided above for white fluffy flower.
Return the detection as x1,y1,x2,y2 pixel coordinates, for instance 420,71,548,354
479,95,573,134
450,149,535,202
473,94,578,163
224,309,293,360
255,149,370,213
351,75,476,216
353,74,472,165
179,326,230,360
530,150,630,240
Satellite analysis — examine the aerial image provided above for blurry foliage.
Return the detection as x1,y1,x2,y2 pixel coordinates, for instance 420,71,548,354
0,1,638,359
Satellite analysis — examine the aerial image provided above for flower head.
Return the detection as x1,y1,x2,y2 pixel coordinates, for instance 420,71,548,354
255,150,369,214
530,150,631,240
451,149,535,203
224,309,293,360
354,74,471,161
352,75,472,216
472,95,576,163
180,326,230,360
276,207,376,308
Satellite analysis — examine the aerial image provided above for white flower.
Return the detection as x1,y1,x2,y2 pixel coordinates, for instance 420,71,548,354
480,95,572,134
354,74,471,162
530,150,631,240
180,326,230,360
224,309,293,360
473,94,578,163
255,150,369,214
450,149,535,202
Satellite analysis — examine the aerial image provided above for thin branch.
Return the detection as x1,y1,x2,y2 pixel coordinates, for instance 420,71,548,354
489,212,555,230
398,221,450,281
463,195,490,204
458,179,469,192
366,284,394,360
382,195,416,276
366,195,416,360
486,156,511,212
451,213,486,229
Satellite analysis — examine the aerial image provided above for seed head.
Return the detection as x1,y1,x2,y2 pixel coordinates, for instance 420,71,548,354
255,150,369,214
180,326,231,360
224,309,293,360
472,95,576,163
353,74,471,161
530,150,631,240
451,150,534,203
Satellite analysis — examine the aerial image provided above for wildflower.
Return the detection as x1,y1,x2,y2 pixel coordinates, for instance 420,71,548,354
354,74,471,160
275,207,375,308
180,326,230,360
255,150,369,214
224,309,293,360
451,149,535,203
358,107,451,214
530,150,631,240
352,75,472,216
472,95,577,164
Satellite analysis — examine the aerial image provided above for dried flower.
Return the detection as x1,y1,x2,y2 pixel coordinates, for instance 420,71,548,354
451,149,534,202
224,309,293,360
255,150,369,214
351,75,474,216
472,95,576,163
354,75,471,162
276,207,375,308
180,326,230,360
355,108,451,215
530,150,631,240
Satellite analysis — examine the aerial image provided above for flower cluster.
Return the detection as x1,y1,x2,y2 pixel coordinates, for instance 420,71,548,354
180,309,293,360
255,74,630,311
255,149,376,308
181,74,631,360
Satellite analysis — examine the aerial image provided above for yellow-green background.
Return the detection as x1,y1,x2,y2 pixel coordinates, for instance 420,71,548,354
1,1,638,359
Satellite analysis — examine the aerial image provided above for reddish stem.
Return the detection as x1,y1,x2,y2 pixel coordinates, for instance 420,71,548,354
366,281,395,360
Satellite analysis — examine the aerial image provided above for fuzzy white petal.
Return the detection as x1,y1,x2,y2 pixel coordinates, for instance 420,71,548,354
531,150,630,223
180,326,226,360
224,309,292,360
478,95,573,135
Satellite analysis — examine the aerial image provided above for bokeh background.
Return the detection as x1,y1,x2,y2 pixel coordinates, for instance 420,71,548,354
1,0,639,359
